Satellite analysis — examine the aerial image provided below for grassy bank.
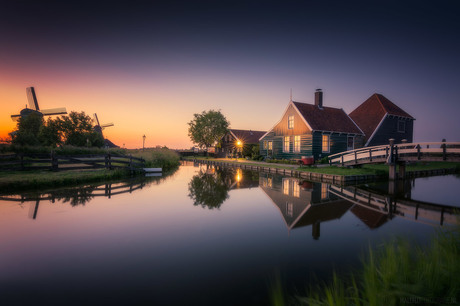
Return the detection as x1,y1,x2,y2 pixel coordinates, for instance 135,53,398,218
0,168,130,191
184,157,460,177
272,224,460,305
0,147,181,191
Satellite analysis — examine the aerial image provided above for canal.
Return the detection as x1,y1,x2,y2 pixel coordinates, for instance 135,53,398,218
0,161,458,305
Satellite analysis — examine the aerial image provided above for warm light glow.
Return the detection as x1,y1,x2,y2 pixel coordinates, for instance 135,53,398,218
235,168,242,182
236,140,242,147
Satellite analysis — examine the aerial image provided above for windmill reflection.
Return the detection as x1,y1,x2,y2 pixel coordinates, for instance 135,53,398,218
0,178,155,220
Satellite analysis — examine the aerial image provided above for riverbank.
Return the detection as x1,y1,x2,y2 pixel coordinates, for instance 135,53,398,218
187,157,460,184
0,147,180,191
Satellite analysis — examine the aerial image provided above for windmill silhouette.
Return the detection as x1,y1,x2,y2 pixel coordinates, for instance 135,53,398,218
93,113,114,138
11,87,67,121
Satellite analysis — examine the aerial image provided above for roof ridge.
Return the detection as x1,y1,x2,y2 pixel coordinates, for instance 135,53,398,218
374,93,388,114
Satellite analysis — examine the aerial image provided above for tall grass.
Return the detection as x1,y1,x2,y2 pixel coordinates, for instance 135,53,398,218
273,224,460,305
130,148,180,171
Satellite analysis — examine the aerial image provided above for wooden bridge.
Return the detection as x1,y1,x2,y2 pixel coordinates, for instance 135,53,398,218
329,184,458,227
328,141,460,179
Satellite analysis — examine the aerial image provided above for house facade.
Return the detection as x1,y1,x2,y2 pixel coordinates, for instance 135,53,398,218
349,94,415,147
259,90,364,160
216,129,266,158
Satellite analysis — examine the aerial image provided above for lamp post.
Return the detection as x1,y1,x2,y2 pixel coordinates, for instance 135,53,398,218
236,140,243,160
142,135,146,151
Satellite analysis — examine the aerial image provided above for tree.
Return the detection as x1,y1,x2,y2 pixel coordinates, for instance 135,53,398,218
188,110,229,154
55,111,104,147
11,112,44,146
188,167,231,209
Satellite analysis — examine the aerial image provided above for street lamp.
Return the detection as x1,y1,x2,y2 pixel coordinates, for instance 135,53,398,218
236,140,243,160
142,134,146,151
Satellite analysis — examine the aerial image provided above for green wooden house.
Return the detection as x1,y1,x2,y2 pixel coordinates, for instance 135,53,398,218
259,90,364,160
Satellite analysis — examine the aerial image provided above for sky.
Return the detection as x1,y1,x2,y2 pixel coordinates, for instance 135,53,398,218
1,0,459,149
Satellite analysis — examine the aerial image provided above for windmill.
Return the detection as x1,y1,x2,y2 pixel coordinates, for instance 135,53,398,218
93,113,114,138
11,87,67,121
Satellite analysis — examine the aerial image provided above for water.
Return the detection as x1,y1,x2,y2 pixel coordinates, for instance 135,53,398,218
0,162,458,305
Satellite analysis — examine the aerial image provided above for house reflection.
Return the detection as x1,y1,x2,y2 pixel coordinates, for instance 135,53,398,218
259,174,352,239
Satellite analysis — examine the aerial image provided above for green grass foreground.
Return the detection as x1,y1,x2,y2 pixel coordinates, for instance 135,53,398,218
271,224,460,306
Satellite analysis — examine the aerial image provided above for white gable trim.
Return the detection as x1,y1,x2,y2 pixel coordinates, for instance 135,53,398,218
259,101,311,141
365,113,387,147
228,130,239,141
291,101,314,131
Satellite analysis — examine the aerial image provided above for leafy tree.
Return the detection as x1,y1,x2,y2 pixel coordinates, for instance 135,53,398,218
55,111,104,147
188,110,229,154
11,112,44,146
38,117,62,147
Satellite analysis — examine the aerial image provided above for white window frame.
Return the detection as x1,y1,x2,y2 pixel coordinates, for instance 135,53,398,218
283,136,290,153
322,134,330,153
294,135,301,153
288,115,294,129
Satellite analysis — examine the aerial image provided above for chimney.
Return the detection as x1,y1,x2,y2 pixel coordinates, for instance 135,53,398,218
315,89,323,108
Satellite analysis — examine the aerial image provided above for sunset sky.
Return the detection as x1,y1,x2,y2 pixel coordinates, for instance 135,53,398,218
1,1,459,149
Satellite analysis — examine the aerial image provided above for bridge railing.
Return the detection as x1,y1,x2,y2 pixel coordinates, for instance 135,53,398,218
329,142,460,166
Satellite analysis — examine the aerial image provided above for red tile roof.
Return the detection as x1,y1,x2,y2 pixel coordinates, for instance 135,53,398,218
229,129,266,144
349,94,414,142
293,102,363,134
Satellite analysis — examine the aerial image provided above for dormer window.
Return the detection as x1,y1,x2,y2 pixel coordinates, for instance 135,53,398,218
288,115,294,129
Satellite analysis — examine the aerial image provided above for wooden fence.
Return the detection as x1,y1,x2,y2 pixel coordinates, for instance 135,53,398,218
0,152,145,171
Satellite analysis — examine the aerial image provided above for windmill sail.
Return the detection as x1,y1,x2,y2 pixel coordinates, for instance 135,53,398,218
26,87,40,110
100,123,114,128
41,107,67,115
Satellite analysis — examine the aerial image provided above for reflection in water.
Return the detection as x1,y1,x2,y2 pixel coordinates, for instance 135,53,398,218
260,174,352,239
0,171,177,220
188,165,260,210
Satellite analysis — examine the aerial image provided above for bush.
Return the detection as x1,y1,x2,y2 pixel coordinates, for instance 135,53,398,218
131,148,180,171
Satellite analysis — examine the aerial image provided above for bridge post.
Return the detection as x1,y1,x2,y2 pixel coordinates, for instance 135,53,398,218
398,162,406,179
388,139,396,180
442,139,446,161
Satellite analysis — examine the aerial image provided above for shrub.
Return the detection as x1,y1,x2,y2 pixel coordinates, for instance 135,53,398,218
132,148,180,171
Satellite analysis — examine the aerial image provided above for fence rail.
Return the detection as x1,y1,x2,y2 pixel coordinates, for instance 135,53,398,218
328,141,460,166
0,152,145,171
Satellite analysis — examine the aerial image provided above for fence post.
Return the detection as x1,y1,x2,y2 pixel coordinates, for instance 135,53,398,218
108,152,112,170
20,153,24,170
51,150,58,171
369,148,372,162
105,153,109,169
441,139,446,161
416,144,421,160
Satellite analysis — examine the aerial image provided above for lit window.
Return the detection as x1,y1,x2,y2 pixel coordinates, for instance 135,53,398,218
293,181,299,198
286,202,293,217
398,120,406,133
268,141,272,150
288,115,294,129
294,136,301,153
263,141,268,149
283,136,290,152
321,183,328,200
267,177,272,188
322,134,330,153
283,179,289,195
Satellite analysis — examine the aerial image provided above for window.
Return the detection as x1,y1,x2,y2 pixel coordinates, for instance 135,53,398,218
398,120,406,133
288,115,294,129
322,134,330,153
294,136,301,153
283,179,289,195
283,136,290,152
293,181,300,198
286,202,293,217
321,183,328,200
268,141,273,150
347,136,354,150
263,141,268,150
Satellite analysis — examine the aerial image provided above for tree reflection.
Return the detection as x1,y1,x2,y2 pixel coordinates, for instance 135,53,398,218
188,166,231,209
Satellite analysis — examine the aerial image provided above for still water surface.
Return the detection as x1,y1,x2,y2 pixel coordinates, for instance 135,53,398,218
0,162,458,305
